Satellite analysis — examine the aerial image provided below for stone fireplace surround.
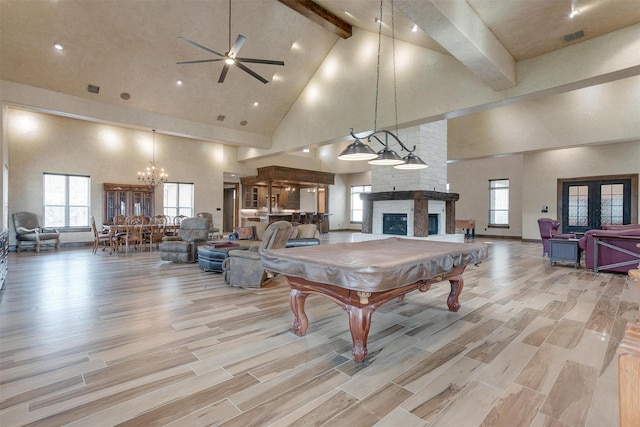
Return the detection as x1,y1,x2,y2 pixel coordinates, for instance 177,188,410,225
361,191,459,238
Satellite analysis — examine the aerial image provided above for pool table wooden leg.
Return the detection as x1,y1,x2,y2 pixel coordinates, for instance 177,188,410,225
289,289,309,336
345,305,374,363
447,275,464,312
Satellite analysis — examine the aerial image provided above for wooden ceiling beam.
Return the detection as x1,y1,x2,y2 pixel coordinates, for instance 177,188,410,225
278,0,352,39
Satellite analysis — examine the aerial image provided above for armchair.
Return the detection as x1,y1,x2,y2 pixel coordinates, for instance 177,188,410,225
537,218,575,257
222,221,293,288
159,217,210,262
12,212,60,253
196,212,221,240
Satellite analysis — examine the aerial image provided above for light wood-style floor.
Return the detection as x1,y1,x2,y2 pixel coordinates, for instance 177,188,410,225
0,233,637,426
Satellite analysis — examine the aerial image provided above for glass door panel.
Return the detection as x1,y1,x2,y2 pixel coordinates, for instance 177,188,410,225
567,185,589,228
600,184,624,226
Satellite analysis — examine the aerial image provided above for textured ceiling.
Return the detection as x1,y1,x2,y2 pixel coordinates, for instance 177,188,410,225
2,0,639,138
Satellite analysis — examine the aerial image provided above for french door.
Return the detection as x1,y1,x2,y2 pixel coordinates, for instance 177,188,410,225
560,177,633,233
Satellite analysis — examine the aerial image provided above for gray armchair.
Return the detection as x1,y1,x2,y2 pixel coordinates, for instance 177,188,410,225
223,221,293,288
196,212,220,240
159,217,210,262
12,212,60,253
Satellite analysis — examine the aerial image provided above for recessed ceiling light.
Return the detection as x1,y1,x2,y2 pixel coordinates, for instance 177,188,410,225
569,9,580,18
303,148,310,153
411,24,418,32
176,79,183,86
54,42,63,50
253,102,259,107
120,92,131,100
240,120,248,126
225,58,235,65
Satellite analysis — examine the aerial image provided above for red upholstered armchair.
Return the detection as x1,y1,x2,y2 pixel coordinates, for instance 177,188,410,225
537,218,575,257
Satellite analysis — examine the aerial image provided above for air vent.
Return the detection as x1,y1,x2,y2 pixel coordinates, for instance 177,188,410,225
87,84,100,94
564,29,585,42
217,115,225,121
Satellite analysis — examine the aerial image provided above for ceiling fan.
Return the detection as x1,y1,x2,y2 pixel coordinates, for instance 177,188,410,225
176,0,284,84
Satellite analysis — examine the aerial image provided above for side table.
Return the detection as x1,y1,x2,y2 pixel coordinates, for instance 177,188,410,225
549,238,581,268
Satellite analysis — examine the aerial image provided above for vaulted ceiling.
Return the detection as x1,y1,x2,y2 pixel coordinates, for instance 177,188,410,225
1,0,639,142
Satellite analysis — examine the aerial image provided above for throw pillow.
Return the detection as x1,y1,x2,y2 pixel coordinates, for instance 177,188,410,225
296,224,317,239
235,226,255,240
253,221,268,240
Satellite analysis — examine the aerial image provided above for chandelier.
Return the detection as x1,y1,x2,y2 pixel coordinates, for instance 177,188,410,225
137,129,168,188
338,0,427,170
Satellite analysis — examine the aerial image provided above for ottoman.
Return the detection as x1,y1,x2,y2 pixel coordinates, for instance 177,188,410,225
198,243,242,273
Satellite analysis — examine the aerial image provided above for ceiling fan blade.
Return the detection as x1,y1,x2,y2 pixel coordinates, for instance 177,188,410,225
177,59,224,65
177,36,224,57
235,62,269,84
218,63,230,83
236,58,284,66
228,34,246,58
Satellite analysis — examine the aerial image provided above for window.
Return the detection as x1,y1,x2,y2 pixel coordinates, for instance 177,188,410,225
350,185,371,223
489,179,509,226
44,173,90,228
163,182,194,218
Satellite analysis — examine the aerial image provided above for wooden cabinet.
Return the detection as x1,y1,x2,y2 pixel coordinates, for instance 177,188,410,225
286,188,300,210
244,186,258,208
104,183,154,224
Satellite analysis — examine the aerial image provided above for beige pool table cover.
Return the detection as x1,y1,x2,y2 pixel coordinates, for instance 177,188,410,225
261,237,488,293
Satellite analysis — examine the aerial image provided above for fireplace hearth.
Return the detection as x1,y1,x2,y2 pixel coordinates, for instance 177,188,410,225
383,213,407,236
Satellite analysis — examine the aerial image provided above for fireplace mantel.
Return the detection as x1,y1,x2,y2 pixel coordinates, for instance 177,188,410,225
361,191,459,237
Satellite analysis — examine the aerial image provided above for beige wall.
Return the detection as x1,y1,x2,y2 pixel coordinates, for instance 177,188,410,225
521,141,640,240
447,141,640,240
5,109,322,246
448,76,640,160
448,155,524,237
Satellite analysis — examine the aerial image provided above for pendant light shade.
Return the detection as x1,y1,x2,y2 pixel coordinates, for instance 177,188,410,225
369,147,404,165
394,152,428,169
338,139,377,161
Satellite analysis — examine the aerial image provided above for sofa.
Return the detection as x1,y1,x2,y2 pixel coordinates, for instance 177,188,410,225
228,221,320,249
578,224,640,273
159,217,210,263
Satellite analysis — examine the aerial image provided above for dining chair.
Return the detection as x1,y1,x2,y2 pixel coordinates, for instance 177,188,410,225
91,215,109,254
119,215,145,253
146,215,167,251
109,214,128,253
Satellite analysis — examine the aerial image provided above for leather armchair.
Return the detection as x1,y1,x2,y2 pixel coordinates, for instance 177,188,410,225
12,212,60,253
196,212,220,240
159,217,210,262
223,221,292,288
537,218,574,257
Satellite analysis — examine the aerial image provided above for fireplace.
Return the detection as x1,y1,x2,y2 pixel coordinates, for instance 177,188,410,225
428,214,438,235
361,191,459,237
383,213,408,236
